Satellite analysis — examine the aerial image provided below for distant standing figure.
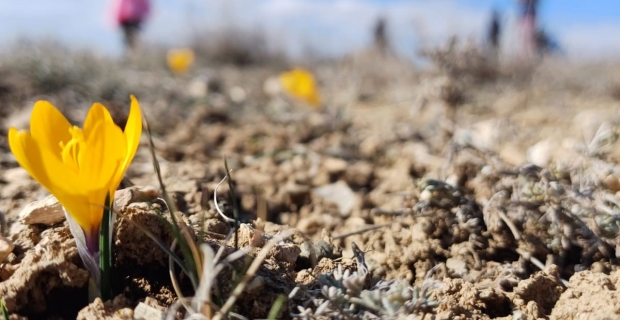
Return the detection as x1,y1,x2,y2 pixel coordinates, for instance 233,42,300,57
112,0,151,52
518,0,538,58
373,17,389,55
487,10,501,52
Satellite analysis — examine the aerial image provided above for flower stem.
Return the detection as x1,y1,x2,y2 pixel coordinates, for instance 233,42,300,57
99,195,114,301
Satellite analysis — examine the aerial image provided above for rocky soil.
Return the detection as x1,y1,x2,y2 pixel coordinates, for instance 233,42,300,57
1,43,620,319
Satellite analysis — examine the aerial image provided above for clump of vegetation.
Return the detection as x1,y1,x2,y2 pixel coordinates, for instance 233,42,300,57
294,244,442,319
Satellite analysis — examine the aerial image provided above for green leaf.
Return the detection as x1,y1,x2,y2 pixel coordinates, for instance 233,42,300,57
1,298,9,320
267,294,286,320
99,195,114,301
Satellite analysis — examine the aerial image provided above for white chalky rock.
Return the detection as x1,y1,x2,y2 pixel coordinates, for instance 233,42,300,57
526,139,556,168
313,181,357,217
133,302,163,320
19,195,64,226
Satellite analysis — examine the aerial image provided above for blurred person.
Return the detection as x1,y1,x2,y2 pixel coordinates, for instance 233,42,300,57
518,0,539,59
111,0,151,53
487,10,501,53
373,17,389,55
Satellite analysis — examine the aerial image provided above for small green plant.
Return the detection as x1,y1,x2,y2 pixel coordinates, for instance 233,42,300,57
1,298,8,320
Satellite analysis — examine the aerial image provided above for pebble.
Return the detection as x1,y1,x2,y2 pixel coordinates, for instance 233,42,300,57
0,236,14,262
297,240,317,269
313,181,357,217
269,242,301,265
133,302,163,320
446,257,468,278
323,157,348,175
526,139,555,168
19,195,64,226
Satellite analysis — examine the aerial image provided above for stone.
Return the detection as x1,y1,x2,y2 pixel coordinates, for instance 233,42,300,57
313,181,357,217
323,157,348,175
229,86,247,103
113,186,161,209
19,195,64,226
0,236,14,262
446,258,467,278
453,119,500,152
133,302,163,320
187,78,208,98
297,240,317,269
263,76,281,97
527,139,556,168
269,242,301,266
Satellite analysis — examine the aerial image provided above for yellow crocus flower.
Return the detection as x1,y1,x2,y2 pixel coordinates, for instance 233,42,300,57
167,48,195,75
279,68,322,108
8,96,142,251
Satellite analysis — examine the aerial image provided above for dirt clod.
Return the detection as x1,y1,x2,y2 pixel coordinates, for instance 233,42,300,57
0,226,89,317
76,296,133,320
550,270,620,320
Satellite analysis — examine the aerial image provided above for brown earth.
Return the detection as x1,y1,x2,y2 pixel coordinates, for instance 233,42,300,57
1,42,620,319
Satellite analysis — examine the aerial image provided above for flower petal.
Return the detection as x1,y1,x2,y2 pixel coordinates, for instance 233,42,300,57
8,128,36,181
8,127,80,194
8,128,95,233
111,95,143,194
56,190,100,237
83,103,114,141
123,95,142,167
80,120,127,192
30,101,72,155
58,120,125,235
64,208,101,280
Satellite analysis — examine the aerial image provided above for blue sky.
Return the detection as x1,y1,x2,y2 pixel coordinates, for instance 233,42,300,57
0,0,618,61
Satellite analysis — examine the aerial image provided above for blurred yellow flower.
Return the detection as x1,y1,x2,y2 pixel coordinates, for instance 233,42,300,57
8,96,142,250
279,68,322,108
167,48,195,75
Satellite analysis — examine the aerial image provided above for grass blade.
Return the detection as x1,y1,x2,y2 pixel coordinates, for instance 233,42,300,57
144,115,200,289
267,294,286,320
1,298,8,320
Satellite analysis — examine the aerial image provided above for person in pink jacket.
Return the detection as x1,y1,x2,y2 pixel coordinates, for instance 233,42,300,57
111,0,151,52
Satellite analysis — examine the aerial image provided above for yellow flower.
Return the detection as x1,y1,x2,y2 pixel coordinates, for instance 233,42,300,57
167,48,195,75
279,68,322,108
8,96,142,241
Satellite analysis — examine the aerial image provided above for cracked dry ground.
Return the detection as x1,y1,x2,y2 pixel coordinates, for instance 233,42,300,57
2,59,620,319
